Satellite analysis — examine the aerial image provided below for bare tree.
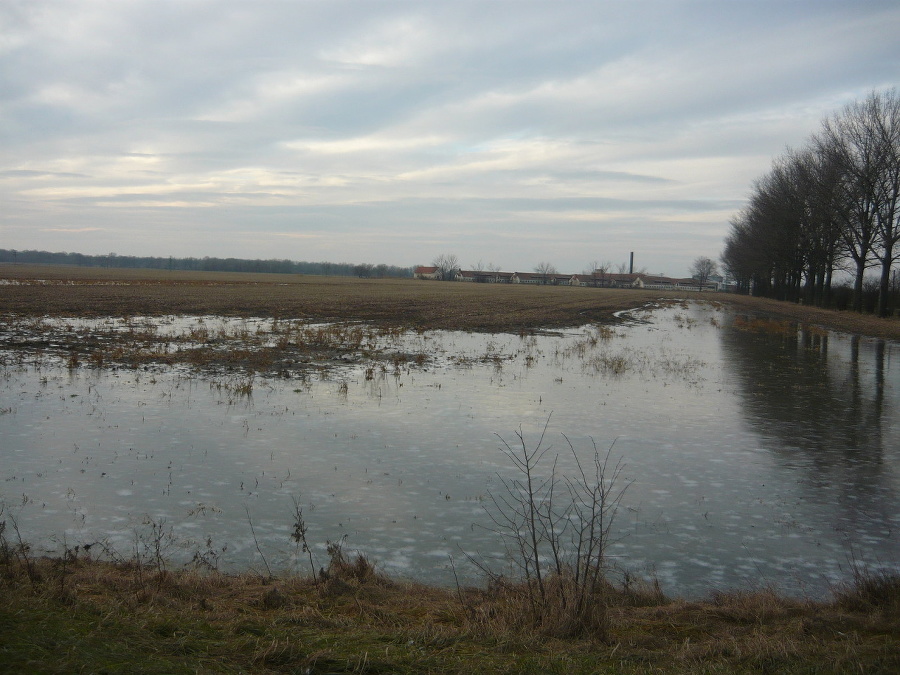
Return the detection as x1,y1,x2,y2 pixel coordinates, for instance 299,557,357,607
581,261,599,287
354,263,374,277
722,150,841,303
593,261,614,287
615,261,647,275
721,212,758,295
580,260,607,287
726,90,900,314
690,256,718,291
816,95,886,312
432,253,460,281
534,261,557,284
797,146,845,306
865,91,900,317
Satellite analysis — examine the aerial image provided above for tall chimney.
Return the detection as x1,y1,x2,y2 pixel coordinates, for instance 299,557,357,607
629,252,634,274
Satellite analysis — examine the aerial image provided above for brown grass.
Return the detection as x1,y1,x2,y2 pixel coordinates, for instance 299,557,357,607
0,552,897,674
722,293,900,341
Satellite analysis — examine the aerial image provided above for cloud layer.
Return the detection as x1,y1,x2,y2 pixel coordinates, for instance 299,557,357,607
2,1,898,275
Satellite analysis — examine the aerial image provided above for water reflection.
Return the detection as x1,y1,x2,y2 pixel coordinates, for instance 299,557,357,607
720,317,900,567
721,321,893,455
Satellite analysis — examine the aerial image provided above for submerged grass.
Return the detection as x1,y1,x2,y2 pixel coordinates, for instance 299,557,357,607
0,549,897,674
0,314,426,379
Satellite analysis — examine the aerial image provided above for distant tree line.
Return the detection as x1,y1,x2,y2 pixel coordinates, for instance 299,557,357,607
0,249,413,279
722,90,900,316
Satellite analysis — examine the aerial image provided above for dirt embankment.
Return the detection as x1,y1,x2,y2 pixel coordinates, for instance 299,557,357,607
719,293,900,341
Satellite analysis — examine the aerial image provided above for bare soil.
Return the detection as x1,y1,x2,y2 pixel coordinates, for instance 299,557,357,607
3,264,899,340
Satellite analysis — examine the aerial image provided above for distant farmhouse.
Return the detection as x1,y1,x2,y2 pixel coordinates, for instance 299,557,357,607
413,266,726,291
412,266,442,280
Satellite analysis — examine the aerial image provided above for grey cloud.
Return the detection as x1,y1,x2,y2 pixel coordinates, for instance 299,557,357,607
1,1,898,276
0,169,88,178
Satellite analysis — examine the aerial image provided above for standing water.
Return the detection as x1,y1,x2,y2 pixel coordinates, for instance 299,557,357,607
1,301,897,598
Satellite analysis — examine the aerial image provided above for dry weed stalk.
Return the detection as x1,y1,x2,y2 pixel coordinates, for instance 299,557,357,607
244,505,273,580
319,536,386,594
290,495,319,588
834,560,900,615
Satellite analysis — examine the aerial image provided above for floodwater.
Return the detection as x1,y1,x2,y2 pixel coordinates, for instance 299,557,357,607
1,301,897,598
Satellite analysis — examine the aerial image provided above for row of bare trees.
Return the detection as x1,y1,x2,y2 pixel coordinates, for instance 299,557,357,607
0,249,415,278
722,90,900,316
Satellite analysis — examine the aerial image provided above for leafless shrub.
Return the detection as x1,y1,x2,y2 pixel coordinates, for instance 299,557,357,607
0,509,40,590
187,535,226,573
132,515,176,590
467,416,632,639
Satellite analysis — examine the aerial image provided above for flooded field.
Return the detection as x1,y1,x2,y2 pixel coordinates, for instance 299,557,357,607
1,301,897,598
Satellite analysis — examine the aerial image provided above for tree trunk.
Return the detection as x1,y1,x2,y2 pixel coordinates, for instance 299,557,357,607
853,258,866,312
877,245,894,317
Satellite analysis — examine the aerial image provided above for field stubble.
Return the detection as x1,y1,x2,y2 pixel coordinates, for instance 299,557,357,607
0,264,663,332
4,264,900,340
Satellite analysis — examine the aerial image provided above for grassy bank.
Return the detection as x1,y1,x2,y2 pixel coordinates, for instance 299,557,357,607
1,546,898,674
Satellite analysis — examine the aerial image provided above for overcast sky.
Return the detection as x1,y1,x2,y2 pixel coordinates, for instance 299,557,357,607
2,1,898,277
